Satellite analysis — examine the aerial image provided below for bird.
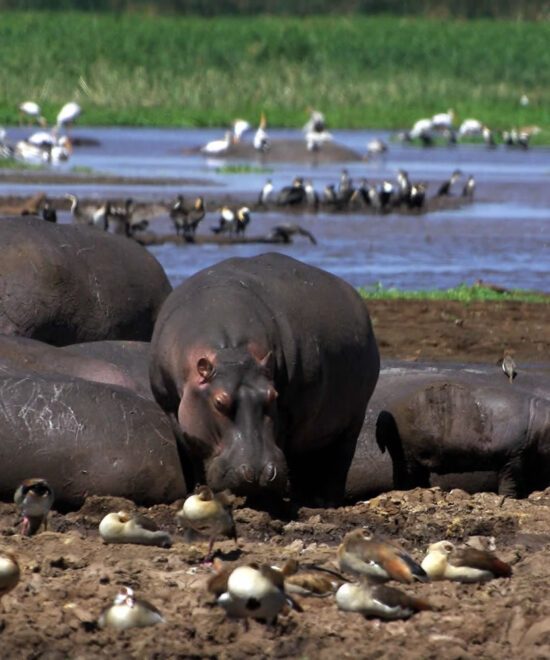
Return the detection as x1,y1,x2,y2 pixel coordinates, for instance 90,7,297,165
436,169,462,196
211,206,237,236
258,179,273,206
337,529,428,584
56,102,81,133
14,478,54,536
41,199,57,223
92,201,111,231
277,177,306,206
177,485,236,560
421,540,512,583
184,196,206,239
500,353,517,383
366,138,388,156
458,118,484,138
337,169,354,204
0,551,20,603
267,223,317,245
98,586,164,630
232,119,251,143
235,206,251,236
462,175,476,199
409,117,434,143
303,108,326,134
19,101,46,126
305,129,333,152
432,109,455,131
99,511,172,548
278,559,344,598
169,194,188,236
407,183,427,209
379,180,394,210
201,131,233,155
335,582,432,620
108,198,134,235
216,563,302,624
65,193,95,225
253,113,269,152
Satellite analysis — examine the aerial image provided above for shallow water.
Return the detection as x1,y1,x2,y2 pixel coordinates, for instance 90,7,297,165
2,126,549,291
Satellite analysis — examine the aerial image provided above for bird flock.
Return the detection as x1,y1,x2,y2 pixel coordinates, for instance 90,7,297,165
1,479,514,631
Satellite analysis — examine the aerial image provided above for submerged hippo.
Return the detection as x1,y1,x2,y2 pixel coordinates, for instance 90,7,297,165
346,360,550,500
0,216,171,345
150,253,380,501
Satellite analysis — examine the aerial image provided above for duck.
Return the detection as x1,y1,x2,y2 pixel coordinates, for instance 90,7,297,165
337,529,428,584
258,179,273,206
0,551,21,601
253,113,270,152
335,582,432,620
421,540,512,583
278,559,343,598
98,586,164,630
99,511,172,548
19,101,46,126
177,485,237,560
201,131,233,155
436,169,462,196
56,102,81,133
14,478,55,536
216,563,302,623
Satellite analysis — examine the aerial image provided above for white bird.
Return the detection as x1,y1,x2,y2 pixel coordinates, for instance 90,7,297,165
232,119,251,143
56,102,81,131
305,129,333,152
409,118,433,139
27,131,56,147
253,112,270,152
19,101,46,126
458,118,484,137
303,108,326,134
98,586,164,630
432,109,455,130
366,138,388,155
201,131,233,155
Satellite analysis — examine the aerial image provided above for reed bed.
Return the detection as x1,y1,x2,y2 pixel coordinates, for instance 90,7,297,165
0,12,548,134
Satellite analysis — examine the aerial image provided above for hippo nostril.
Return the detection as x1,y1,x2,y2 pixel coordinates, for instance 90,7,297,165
239,464,255,483
263,462,277,483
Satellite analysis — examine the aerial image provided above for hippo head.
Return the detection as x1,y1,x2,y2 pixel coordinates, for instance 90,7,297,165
178,345,289,497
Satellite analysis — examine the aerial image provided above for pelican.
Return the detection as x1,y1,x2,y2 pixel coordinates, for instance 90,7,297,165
458,118,484,137
432,109,455,130
201,131,232,155
303,108,326,134
19,101,46,126
253,112,270,152
410,118,433,139
56,101,81,131
305,129,333,152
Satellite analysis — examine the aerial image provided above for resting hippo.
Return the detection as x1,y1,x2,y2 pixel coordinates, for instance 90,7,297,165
150,253,380,501
0,367,186,507
345,360,550,500
0,216,171,344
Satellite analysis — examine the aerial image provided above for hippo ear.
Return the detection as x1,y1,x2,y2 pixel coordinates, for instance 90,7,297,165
197,357,214,382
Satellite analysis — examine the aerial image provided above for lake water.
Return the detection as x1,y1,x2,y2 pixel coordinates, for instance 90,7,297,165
2,126,549,292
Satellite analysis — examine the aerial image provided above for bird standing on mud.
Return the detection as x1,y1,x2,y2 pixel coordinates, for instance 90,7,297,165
258,179,273,206
462,175,476,199
436,169,462,196
98,586,164,630
177,485,237,560
253,113,270,152
421,540,512,582
14,478,54,536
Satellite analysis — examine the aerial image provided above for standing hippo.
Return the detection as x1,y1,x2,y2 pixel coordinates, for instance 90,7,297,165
0,216,171,345
150,253,380,502
345,360,550,500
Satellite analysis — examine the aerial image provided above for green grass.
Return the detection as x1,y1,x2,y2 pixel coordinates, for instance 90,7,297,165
216,164,273,174
0,12,548,137
359,283,550,303
0,158,46,171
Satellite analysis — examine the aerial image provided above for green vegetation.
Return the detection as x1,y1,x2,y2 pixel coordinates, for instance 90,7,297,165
359,283,550,303
216,164,272,174
0,12,548,136
0,158,46,171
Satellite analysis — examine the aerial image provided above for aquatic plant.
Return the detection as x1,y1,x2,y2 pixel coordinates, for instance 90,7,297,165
359,282,550,303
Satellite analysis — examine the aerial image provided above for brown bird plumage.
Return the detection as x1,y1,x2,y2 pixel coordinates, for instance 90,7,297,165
421,540,512,582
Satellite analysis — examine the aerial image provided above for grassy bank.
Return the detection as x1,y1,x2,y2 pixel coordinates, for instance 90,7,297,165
0,12,548,135
359,283,550,303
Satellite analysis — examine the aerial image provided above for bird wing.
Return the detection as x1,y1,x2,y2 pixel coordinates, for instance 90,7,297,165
450,548,512,577
133,514,159,532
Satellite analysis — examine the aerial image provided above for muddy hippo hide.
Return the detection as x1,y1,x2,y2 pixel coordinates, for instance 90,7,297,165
150,253,380,501
0,216,172,344
0,369,186,507
345,361,550,500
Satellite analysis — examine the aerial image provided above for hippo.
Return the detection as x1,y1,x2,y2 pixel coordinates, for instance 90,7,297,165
0,216,171,345
150,253,380,502
345,360,550,500
0,366,186,507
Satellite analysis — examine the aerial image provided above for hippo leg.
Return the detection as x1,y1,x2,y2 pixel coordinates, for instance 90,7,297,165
497,454,525,498
289,421,363,506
